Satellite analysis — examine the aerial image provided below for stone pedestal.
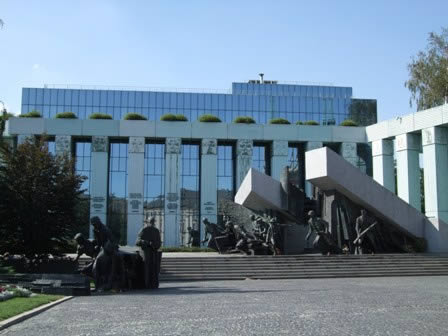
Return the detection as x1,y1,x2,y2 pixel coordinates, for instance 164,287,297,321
270,140,288,181
395,133,421,211
236,139,253,190
127,137,145,246
90,136,109,237
200,139,218,243
304,141,323,198
422,127,448,222
372,139,395,193
164,138,182,247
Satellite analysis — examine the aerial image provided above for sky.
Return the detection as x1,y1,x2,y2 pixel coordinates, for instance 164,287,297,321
1,0,447,121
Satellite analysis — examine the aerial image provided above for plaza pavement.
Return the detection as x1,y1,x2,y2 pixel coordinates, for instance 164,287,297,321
1,276,448,336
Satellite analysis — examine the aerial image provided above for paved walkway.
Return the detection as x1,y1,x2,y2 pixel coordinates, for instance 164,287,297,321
2,276,448,336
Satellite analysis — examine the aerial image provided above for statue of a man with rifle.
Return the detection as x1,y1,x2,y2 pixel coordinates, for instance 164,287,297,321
354,209,378,255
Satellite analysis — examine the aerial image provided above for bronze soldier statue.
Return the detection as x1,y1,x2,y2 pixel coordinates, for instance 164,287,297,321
306,210,340,255
354,209,378,255
136,216,161,289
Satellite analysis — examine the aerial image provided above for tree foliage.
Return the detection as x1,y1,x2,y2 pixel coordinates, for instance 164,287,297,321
0,137,86,257
405,27,448,110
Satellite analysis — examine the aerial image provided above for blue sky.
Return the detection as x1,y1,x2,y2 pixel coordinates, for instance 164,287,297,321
1,0,447,121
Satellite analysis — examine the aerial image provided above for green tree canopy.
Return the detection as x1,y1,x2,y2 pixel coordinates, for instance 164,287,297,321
0,136,86,257
405,27,448,111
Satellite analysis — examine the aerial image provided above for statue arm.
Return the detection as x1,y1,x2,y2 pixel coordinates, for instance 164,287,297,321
305,224,312,241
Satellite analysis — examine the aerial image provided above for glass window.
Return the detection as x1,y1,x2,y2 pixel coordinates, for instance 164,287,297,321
108,142,128,245
114,91,121,106
128,91,136,107
86,90,93,106
180,143,200,247
50,90,57,105
144,142,165,244
57,90,65,105
170,93,177,109
135,91,143,108
93,91,100,106
29,88,36,105
22,88,30,104
288,143,305,190
252,143,270,175
149,92,156,107
217,143,234,224
142,92,150,107
122,91,129,107
74,141,91,237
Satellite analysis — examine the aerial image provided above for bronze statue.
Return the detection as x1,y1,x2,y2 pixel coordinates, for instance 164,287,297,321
74,233,98,276
354,209,378,255
136,216,161,289
187,226,200,247
306,210,340,255
201,218,223,251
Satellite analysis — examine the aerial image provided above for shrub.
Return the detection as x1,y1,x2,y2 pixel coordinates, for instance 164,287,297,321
88,113,112,120
198,114,221,122
1,113,14,121
296,121,304,125
55,112,77,119
233,116,256,124
124,113,147,120
19,110,41,118
304,120,319,125
269,118,291,125
340,119,358,127
160,114,188,121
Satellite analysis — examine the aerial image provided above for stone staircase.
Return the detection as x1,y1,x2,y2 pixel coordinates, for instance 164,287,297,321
159,254,448,281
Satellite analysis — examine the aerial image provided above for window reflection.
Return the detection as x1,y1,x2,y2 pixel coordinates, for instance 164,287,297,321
252,143,270,176
217,143,234,225
108,142,128,245
144,142,165,244
288,144,305,190
180,143,200,247
75,141,91,238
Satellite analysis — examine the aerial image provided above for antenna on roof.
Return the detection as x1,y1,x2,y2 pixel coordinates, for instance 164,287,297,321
259,73,264,84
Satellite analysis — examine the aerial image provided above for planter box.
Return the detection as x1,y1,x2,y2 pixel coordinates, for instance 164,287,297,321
7,117,45,135
155,121,192,138
227,123,263,140
191,121,228,139
82,119,120,136
119,120,156,137
45,119,83,136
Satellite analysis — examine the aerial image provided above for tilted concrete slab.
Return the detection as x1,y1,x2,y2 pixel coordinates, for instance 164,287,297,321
234,168,285,212
305,147,448,252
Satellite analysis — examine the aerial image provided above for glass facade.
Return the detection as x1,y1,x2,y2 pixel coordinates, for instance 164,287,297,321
252,143,270,175
21,82,376,125
180,143,200,246
143,142,165,243
288,144,305,190
217,143,235,223
75,141,91,237
108,142,128,245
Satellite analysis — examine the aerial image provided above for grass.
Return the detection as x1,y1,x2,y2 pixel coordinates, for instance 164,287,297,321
198,114,221,122
160,114,188,121
88,113,113,120
0,295,63,321
19,110,42,118
339,119,358,126
233,116,256,124
123,113,147,120
55,112,77,119
269,118,291,124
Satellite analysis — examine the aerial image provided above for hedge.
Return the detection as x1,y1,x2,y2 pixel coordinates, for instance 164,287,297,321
233,116,256,124
88,113,113,120
124,113,147,120
340,119,358,126
269,118,291,125
55,112,77,119
160,114,188,121
19,111,41,118
198,114,221,122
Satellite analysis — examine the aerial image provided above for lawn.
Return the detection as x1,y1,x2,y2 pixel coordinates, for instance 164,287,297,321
0,294,63,321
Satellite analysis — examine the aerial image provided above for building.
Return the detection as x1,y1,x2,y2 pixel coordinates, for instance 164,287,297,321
12,79,377,247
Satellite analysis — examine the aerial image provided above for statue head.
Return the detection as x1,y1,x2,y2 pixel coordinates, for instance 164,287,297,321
308,210,315,218
360,209,367,217
90,216,102,228
187,226,192,232
250,214,256,221
148,216,156,227
202,217,210,225
74,233,85,244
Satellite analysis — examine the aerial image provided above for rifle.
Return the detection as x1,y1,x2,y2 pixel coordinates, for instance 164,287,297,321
353,222,377,245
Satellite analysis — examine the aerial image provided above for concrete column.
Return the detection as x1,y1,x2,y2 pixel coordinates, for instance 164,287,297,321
270,140,289,181
127,137,145,246
236,139,253,190
164,138,182,247
200,139,218,243
395,133,421,211
422,127,448,222
340,142,358,167
372,139,395,193
55,135,72,157
90,136,109,234
304,141,323,198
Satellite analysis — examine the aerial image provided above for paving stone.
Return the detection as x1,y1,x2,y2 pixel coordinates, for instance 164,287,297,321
1,276,448,336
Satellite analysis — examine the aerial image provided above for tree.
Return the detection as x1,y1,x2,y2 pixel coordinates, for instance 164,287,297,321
405,27,448,111
0,136,86,257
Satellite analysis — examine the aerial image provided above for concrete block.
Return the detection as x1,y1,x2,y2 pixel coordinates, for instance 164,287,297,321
7,117,44,135
365,121,388,142
45,119,83,136
305,147,427,238
235,168,285,212
228,123,263,140
263,124,297,140
332,126,366,143
297,126,332,142
387,114,414,137
191,122,228,139
119,120,156,137
414,107,443,130
425,218,448,252
155,121,192,138
82,120,120,136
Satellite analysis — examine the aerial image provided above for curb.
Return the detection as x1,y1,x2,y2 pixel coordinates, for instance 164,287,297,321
0,296,73,331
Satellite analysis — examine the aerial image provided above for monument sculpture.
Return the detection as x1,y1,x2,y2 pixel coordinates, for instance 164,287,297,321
75,216,161,292
354,209,378,254
136,216,162,289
